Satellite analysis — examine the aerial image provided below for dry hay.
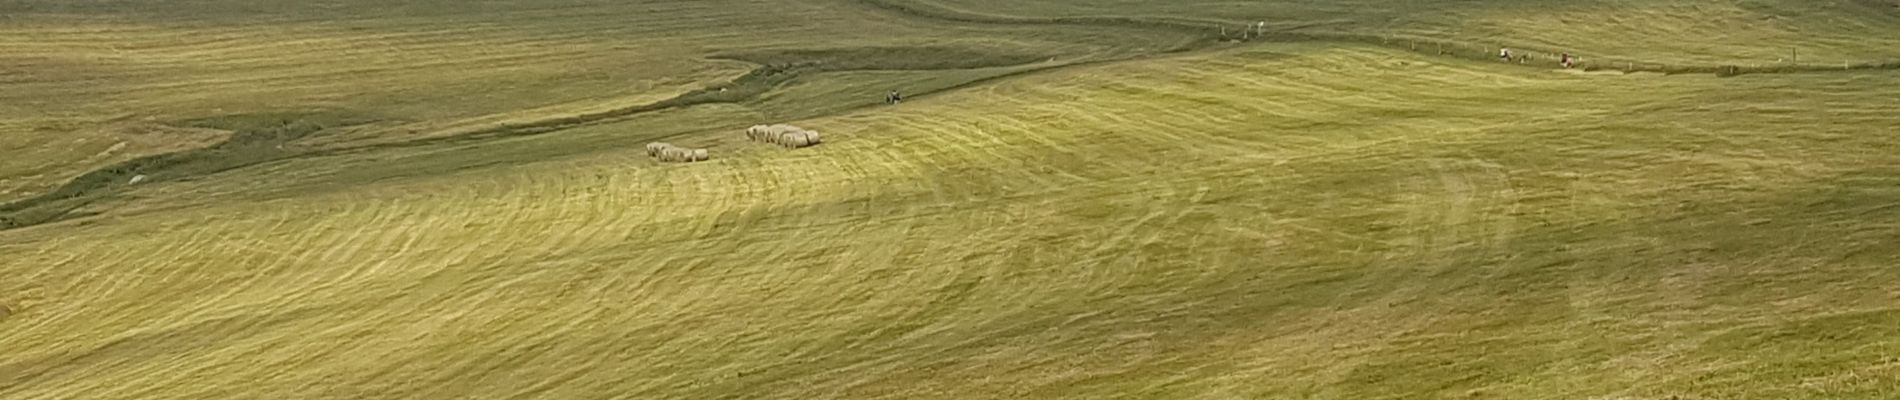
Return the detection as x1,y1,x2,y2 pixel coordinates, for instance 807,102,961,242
780,131,813,148
768,124,802,135
744,123,823,148
745,125,772,141
647,142,709,163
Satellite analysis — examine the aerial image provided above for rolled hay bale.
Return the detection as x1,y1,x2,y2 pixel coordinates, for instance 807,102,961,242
652,145,671,161
767,124,804,140
752,125,781,141
780,131,812,148
769,124,803,134
746,123,823,148
646,142,669,157
692,149,710,161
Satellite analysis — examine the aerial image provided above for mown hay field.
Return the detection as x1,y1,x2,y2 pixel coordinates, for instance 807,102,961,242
924,0,1900,65
4,1,1900,399
0,0,1178,204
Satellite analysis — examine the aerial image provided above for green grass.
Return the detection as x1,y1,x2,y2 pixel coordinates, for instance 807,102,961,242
0,0,1182,204
4,1,1900,399
922,0,1900,65
0,0,1197,226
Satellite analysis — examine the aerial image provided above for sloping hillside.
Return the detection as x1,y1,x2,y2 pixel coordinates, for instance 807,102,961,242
3,1,1898,399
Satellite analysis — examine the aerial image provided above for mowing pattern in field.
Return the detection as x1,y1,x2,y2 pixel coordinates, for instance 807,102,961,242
0,0,1179,204
4,43,1898,399
925,0,1900,65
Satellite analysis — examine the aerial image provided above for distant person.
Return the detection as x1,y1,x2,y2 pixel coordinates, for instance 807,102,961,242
1561,53,1574,69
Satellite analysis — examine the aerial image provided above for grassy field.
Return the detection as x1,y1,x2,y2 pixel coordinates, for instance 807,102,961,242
4,1,1900,399
0,0,1186,208
923,0,1900,65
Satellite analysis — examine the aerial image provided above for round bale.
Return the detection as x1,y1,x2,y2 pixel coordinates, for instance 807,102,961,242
783,132,811,148
804,130,822,145
692,149,709,161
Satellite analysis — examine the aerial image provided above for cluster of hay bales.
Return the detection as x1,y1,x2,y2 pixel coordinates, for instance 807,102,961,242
745,124,822,148
639,124,823,163
646,142,709,163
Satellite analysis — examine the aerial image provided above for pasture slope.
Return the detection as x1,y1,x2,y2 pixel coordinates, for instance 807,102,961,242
0,0,1191,225
3,1,1900,400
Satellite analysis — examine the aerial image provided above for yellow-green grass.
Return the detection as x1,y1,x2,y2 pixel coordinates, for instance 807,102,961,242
5,41,1899,399
923,0,1900,66
0,0,1186,205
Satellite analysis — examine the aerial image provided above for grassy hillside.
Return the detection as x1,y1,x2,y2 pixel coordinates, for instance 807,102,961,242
924,0,1900,65
4,1,1900,399
0,0,1190,206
